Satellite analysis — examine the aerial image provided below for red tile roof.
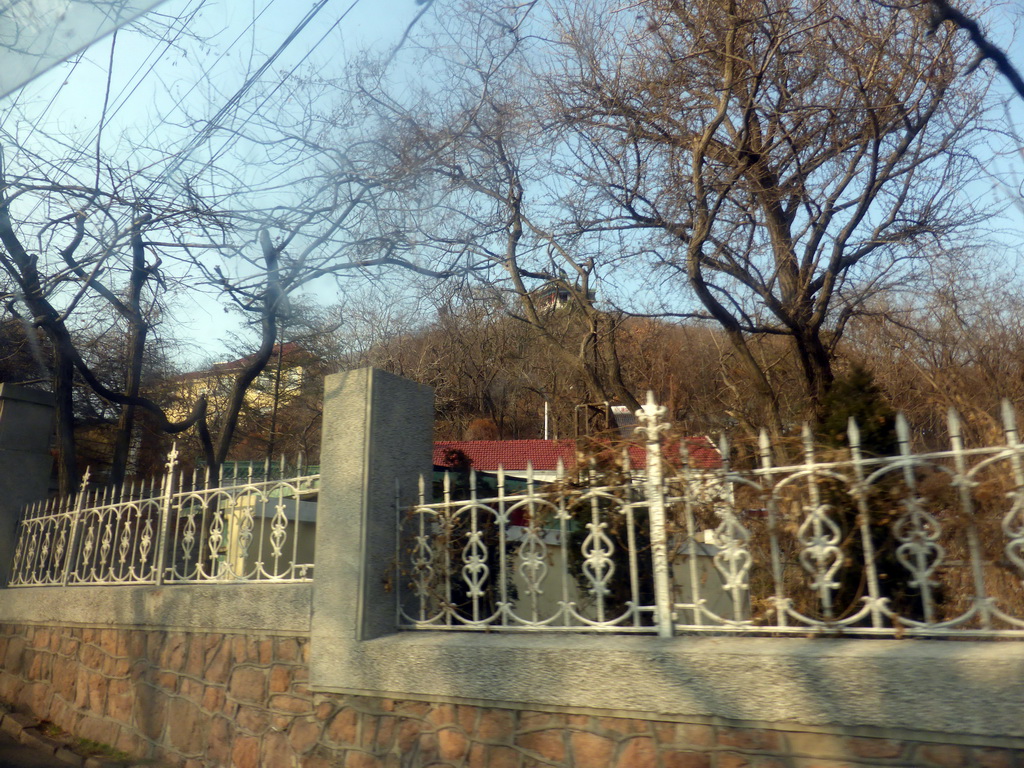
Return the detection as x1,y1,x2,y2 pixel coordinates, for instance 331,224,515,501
433,437,721,472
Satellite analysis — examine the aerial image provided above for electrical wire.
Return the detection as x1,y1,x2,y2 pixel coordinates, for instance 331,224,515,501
8,0,210,225
143,0,355,197
124,0,280,167
198,0,364,176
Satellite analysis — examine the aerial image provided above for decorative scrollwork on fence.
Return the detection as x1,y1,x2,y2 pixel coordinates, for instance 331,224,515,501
399,393,1024,638
7,450,317,586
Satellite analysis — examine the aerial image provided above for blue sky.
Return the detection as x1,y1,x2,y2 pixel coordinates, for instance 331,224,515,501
4,0,1024,369
3,0,425,365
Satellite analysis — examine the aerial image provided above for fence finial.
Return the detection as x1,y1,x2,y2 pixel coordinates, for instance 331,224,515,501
635,390,669,441
1003,399,1019,445
758,429,772,470
847,416,860,449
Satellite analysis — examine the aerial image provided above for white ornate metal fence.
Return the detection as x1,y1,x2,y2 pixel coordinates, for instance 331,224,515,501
398,394,1024,638
8,448,318,586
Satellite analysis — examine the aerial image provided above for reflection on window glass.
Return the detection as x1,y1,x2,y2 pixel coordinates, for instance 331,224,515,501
0,0,167,99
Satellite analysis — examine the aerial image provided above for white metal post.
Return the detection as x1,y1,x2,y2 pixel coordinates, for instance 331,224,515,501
636,391,674,638
154,444,179,584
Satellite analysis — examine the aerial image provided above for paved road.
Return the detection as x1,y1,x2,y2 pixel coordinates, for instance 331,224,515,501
0,729,69,768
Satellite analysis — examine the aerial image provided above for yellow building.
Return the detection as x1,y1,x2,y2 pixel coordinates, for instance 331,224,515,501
166,342,308,422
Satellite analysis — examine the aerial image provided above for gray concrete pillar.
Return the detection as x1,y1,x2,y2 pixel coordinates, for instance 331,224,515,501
311,368,433,689
0,384,54,586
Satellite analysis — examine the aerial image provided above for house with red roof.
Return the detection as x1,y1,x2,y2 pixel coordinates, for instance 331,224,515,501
432,436,722,483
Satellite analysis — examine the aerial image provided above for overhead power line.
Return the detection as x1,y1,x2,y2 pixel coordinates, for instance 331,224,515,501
197,0,364,177
146,0,362,197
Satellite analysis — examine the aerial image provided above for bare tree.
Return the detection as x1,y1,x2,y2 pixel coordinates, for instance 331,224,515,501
545,0,993,432
341,5,644,415
0,145,219,491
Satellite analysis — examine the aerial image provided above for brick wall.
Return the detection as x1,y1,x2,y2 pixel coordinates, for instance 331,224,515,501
0,623,1021,768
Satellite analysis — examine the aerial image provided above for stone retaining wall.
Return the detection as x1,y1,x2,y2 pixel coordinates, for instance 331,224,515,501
1,622,1022,768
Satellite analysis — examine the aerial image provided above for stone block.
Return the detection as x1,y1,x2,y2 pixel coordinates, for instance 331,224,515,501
426,703,457,727
3,711,40,736
98,630,118,656
678,723,716,749
845,736,904,759
473,745,519,768
570,731,616,768
397,701,431,718
80,645,105,671
396,717,425,753
598,716,649,737
417,731,438,763
144,631,163,662
258,639,274,665
975,747,1019,768
49,693,76,729
616,736,657,768
168,697,207,755
716,752,751,768
155,671,177,692
270,665,292,693
204,639,232,685
787,732,849,758
290,718,322,755
516,728,565,763
231,635,253,664
206,715,233,765
438,727,470,761
358,715,378,749
31,628,51,650
24,680,51,716
374,716,397,751
105,690,133,724
261,730,295,768
231,735,260,768
59,636,80,657
718,728,781,752
662,751,711,768
201,685,226,712
520,710,564,731
916,744,968,768
86,672,107,713
228,666,267,704
0,673,24,703
133,683,168,741
4,637,26,674
179,677,203,702
236,705,271,735
126,632,145,660
277,638,299,662
77,715,116,747
159,633,187,672
184,638,205,678
457,704,478,734
270,693,313,714
326,708,359,746
478,709,516,742
113,728,142,758
345,753,382,768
